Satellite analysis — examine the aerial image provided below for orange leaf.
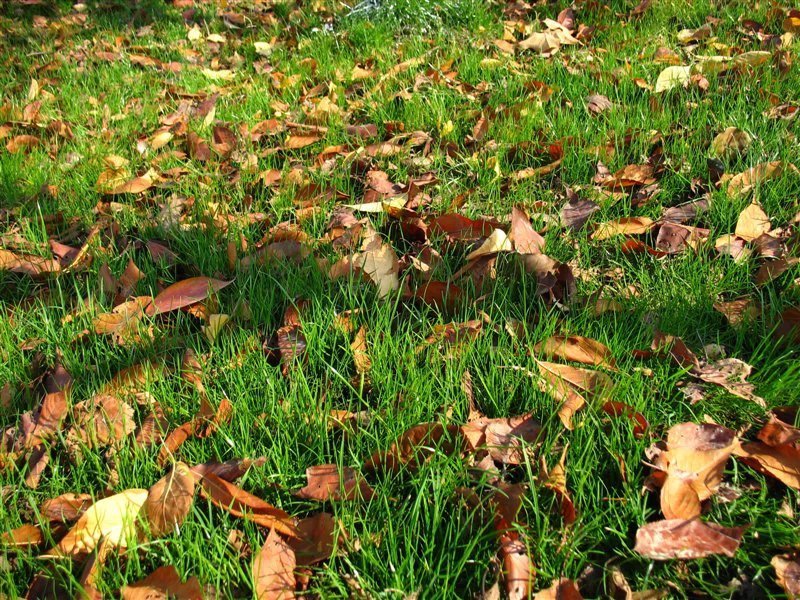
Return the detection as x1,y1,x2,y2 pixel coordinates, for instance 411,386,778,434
199,472,300,538
151,277,232,315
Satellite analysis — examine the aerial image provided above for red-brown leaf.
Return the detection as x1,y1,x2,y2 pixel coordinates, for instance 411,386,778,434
151,277,232,315
634,519,746,559
199,472,299,538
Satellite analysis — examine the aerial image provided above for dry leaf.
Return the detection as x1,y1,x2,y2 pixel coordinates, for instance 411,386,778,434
46,489,148,557
152,277,232,315
295,465,375,501
253,528,296,600
143,462,196,537
772,554,800,599
592,217,654,240
461,413,541,464
710,127,750,160
735,203,771,241
534,335,616,368
634,519,746,559
199,472,300,538
121,565,204,599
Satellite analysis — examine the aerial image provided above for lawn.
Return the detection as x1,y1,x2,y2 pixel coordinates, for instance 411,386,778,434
1,0,799,597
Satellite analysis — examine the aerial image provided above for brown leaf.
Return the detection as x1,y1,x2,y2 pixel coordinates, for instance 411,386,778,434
199,472,299,538
726,161,795,198
534,335,616,368
592,217,655,240
634,519,746,559
492,483,532,600
68,394,136,450
601,402,649,438
560,194,599,230
356,231,399,297
713,298,759,327
25,391,68,448
710,127,750,160
46,489,149,557
535,361,613,429
294,464,375,501
533,579,582,599
109,176,153,195
587,94,613,115
758,413,800,447
6,134,39,153
350,326,371,375
695,358,764,407
657,423,737,519
429,213,498,241
285,134,320,149
364,423,463,472
143,461,196,538
541,447,577,525
289,512,336,567
1,524,46,547
151,277,232,315
461,413,542,464
41,493,94,523
187,132,211,162
606,566,668,600
191,457,267,483
510,207,545,254
93,296,154,346
121,565,204,599
735,203,771,241
772,554,800,599
253,528,296,600
733,441,800,489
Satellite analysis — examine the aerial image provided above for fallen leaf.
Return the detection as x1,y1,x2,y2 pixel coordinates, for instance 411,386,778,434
656,423,737,519
772,554,800,599
713,298,759,326
655,66,692,93
592,217,654,240
461,413,542,464
199,472,300,538
46,489,148,557
510,207,545,254
533,579,582,599
151,277,232,315
350,326,371,375
634,519,746,559
726,161,795,198
40,493,94,523
733,441,800,489
143,461,196,537
121,565,204,599
541,447,577,524
253,528,296,600
587,94,613,115
534,335,616,368
735,203,771,241
364,423,463,472
466,229,513,261
294,464,375,501
710,127,751,160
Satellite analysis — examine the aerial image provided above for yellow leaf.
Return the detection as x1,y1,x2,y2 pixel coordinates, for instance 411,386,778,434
735,203,771,241
655,66,692,93
45,489,148,557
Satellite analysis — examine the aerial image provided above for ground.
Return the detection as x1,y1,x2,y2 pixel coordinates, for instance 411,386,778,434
1,0,799,597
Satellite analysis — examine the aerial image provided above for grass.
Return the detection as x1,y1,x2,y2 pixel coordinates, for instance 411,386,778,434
1,0,799,597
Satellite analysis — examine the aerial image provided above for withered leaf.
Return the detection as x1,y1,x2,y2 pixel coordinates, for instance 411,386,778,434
121,565,204,600
199,472,300,538
294,464,375,501
253,528,296,600
152,277,232,315
461,413,542,464
534,335,616,368
634,519,746,560
364,423,463,472
143,461,196,538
